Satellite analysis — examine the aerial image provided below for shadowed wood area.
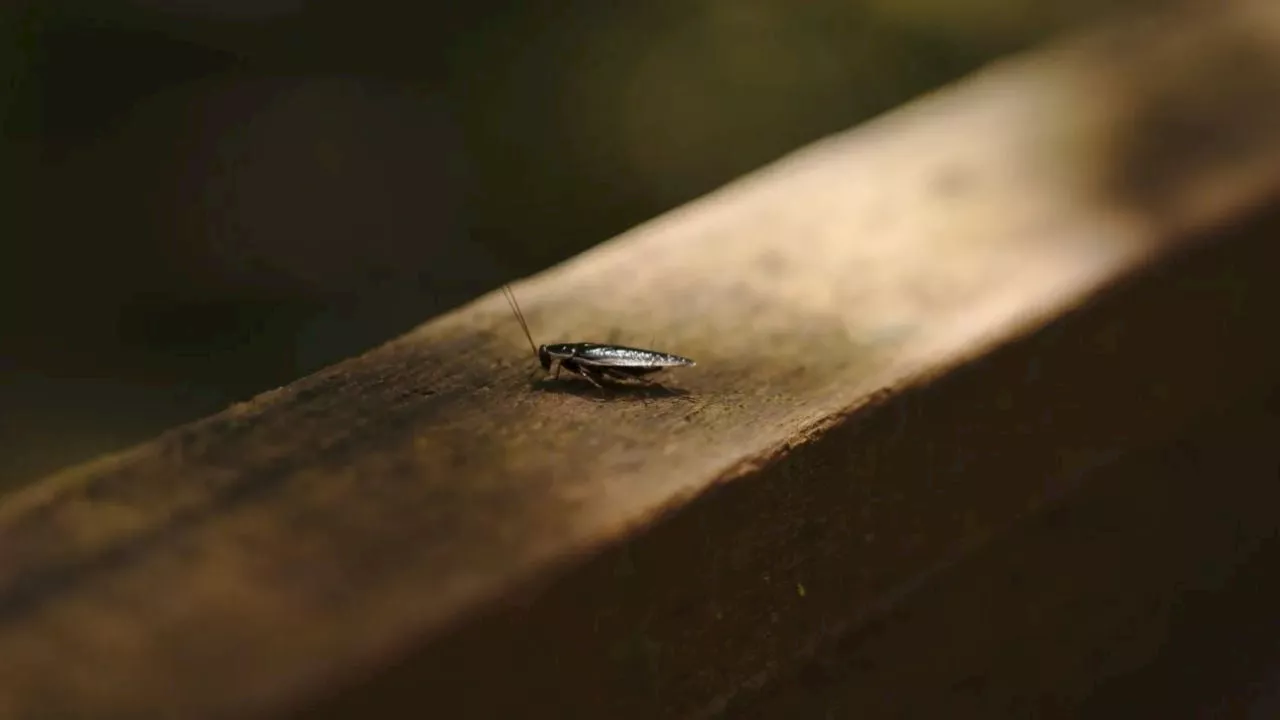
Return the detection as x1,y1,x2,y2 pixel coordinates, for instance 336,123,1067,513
4,1,1280,718
728,382,1280,718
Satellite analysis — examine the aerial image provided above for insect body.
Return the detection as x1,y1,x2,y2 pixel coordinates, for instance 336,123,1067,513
502,285,695,388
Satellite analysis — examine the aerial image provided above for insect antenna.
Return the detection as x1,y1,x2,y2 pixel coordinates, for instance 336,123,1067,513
501,283,538,358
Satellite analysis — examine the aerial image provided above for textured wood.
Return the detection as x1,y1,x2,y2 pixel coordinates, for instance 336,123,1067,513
307,193,1280,720
3,2,1280,718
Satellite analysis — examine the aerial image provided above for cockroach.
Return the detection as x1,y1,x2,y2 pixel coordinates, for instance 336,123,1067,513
501,284,695,388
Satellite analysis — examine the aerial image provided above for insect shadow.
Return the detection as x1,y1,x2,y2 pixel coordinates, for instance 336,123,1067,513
527,375,693,402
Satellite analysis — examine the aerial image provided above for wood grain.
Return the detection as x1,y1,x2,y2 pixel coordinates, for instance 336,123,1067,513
3,2,1280,718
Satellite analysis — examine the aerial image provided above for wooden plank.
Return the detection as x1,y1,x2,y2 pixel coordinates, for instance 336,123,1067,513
310,197,1280,720
3,1,1280,718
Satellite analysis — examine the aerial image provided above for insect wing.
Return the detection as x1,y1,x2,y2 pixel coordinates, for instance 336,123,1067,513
570,343,695,368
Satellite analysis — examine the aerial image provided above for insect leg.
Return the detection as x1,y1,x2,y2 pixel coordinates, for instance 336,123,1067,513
571,364,605,388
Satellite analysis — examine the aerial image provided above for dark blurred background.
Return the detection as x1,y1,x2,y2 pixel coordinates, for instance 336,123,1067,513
1,0,1118,491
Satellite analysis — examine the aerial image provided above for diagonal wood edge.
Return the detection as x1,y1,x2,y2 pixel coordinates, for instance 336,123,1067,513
3,1,1280,718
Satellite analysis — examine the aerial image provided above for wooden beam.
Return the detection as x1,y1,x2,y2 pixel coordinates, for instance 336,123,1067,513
3,2,1280,718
